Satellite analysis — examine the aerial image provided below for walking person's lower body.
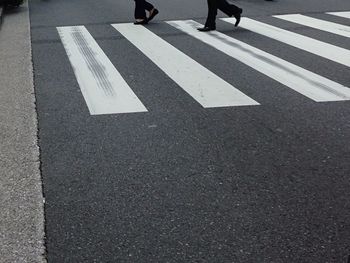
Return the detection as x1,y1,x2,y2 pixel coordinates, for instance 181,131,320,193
134,0,159,24
198,0,242,31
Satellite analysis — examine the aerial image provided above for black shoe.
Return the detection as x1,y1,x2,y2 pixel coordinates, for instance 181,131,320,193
197,26,216,32
134,19,148,25
234,8,242,27
148,9,159,22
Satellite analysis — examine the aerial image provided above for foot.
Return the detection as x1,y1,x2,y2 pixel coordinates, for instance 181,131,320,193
234,8,242,27
134,19,148,25
148,8,159,22
197,26,216,32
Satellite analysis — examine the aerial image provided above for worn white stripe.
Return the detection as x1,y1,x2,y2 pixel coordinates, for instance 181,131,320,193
222,17,350,68
111,23,258,108
168,20,350,102
327,11,350,19
57,26,147,115
274,14,350,38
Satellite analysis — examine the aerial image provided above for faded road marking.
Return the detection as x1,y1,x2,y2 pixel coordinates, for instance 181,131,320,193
57,26,147,115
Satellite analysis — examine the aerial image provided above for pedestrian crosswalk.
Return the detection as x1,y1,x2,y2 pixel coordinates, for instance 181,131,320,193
168,20,350,102
57,26,147,114
112,23,259,108
327,11,350,19
57,11,350,115
273,14,350,38
222,17,350,67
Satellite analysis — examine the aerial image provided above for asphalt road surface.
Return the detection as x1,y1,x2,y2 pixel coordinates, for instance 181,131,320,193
29,0,350,262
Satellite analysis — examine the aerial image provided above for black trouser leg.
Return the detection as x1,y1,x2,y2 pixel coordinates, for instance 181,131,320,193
144,1,154,12
204,0,218,28
217,0,241,17
134,0,154,19
134,0,146,19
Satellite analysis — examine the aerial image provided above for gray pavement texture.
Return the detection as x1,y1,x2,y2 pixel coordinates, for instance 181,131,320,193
28,0,350,262
0,2,46,263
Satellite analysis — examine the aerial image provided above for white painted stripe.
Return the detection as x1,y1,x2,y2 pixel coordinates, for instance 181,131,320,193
222,17,350,68
273,14,350,38
57,26,147,115
327,11,350,19
111,23,258,108
168,20,350,102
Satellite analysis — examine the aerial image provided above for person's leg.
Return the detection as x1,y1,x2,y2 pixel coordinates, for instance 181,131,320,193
144,1,154,12
217,0,242,26
198,0,217,31
217,0,240,16
134,0,147,20
144,1,159,22
204,0,217,28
